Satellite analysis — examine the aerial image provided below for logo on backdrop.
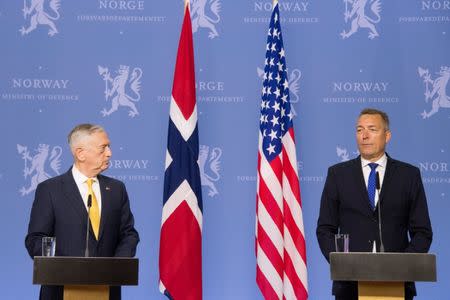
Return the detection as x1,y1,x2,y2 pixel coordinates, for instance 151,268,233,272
106,157,159,182
76,1,166,24
190,0,221,39
98,65,143,117
257,67,302,116
3,73,78,102
341,0,381,39
157,69,245,104
323,76,398,104
20,0,61,36
419,157,450,186
17,144,62,196
398,1,450,23
336,146,359,162
418,66,450,119
199,145,222,197
337,146,350,162
243,1,320,24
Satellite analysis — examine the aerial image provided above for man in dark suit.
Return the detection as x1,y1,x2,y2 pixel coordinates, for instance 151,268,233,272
25,124,140,300
316,108,432,300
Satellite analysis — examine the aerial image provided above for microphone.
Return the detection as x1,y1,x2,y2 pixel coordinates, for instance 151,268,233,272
84,195,92,257
376,172,385,252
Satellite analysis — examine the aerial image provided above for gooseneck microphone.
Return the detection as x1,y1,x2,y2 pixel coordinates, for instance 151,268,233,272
84,195,92,257
376,172,385,252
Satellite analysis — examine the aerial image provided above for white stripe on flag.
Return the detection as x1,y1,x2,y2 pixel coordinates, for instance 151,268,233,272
282,174,305,236
284,225,308,285
165,149,173,171
258,195,284,257
169,95,198,142
282,274,296,300
257,243,283,299
282,132,299,177
161,179,203,231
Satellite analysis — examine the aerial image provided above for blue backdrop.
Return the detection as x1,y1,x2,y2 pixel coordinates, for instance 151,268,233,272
1,0,449,299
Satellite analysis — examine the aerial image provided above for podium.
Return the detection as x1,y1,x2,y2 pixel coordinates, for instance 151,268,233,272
33,256,139,300
330,252,436,300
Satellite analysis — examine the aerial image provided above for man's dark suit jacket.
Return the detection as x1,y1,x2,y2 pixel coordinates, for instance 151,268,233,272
316,155,432,299
25,168,140,300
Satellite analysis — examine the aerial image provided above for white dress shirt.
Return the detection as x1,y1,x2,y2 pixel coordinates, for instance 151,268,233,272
360,153,387,206
72,165,102,214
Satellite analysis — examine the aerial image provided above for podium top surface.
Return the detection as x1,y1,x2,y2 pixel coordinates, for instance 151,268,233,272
33,256,139,286
330,252,436,282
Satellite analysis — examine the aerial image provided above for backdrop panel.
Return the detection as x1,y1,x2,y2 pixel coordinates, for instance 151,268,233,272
0,1,448,299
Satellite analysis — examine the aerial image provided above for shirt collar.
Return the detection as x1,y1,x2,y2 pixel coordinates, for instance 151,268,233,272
72,165,97,185
361,153,387,169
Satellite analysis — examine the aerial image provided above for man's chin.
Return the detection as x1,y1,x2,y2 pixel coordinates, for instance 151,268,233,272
99,163,110,172
360,152,374,159
361,152,384,161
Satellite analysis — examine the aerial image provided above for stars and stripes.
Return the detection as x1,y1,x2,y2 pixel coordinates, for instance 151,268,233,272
256,3,308,300
159,4,203,300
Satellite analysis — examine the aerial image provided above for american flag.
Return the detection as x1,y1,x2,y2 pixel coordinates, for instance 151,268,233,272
159,4,203,300
256,3,308,300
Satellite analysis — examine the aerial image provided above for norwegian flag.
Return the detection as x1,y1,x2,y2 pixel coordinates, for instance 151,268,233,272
159,4,203,300
256,3,308,300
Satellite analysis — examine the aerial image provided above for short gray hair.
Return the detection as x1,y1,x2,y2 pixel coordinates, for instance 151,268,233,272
359,108,390,130
68,124,105,151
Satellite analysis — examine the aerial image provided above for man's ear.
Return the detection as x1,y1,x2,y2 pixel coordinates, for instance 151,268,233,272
385,130,392,144
74,147,85,162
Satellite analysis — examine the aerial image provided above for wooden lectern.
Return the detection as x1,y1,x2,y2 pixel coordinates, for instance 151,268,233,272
330,252,436,300
33,256,139,300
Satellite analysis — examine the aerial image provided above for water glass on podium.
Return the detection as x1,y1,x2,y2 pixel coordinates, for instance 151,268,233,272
334,234,349,252
42,237,56,257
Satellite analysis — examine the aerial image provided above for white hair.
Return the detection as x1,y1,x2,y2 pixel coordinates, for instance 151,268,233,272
68,124,105,152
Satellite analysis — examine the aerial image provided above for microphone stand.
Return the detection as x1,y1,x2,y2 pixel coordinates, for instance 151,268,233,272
376,172,385,252
84,195,92,257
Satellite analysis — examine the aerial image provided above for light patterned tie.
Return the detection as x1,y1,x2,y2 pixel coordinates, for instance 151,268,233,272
86,178,100,240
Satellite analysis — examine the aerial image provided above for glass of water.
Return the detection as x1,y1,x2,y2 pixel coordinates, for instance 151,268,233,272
334,233,349,252
42,237,56,257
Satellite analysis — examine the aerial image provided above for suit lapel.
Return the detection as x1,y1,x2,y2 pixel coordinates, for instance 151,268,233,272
377,155,396,209
352,156,374,214
98,175,112,241
61,169,88,222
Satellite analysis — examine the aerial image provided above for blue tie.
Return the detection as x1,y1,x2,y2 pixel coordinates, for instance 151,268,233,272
367,163,378,210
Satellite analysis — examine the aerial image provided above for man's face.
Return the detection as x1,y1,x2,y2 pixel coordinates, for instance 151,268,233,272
356,114,391,161
82,131,112,175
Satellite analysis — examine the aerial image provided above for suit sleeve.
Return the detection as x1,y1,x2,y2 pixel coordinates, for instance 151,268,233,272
316,167,340,262
405,168,433,253
25,183,55,258
114,182,140,257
